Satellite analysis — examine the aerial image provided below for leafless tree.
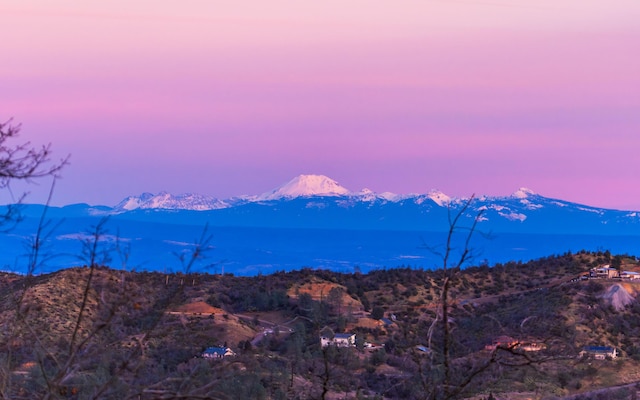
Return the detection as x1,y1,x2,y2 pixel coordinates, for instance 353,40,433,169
0,119,68,228
419,196,489,399
439,196,483,396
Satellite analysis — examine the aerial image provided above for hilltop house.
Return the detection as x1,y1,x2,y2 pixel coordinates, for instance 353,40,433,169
590,266,619,279
202,346,236,359
320,332,356,348
580,346,618,360
621,271,640,280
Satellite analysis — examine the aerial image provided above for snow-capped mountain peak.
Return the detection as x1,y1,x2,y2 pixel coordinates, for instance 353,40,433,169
115,192,156,211
427,190,451,206
379,192,403,202
257,174,351,200
110,179,564,218
512,187,537,199
357,188,377,201
113,192,226,212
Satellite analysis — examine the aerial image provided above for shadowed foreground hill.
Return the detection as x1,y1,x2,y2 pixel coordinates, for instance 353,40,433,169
2,251,640,399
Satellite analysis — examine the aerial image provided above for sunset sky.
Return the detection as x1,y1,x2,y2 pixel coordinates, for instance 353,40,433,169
1,1,639,209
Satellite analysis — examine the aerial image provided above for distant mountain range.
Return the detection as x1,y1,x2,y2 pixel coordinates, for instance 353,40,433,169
101,174,639,235
2,174,639,274
112,174,446,212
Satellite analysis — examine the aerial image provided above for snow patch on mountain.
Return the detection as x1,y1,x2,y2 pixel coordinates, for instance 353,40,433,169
578,206,604,215
520,199,543,210
414,196,426,205
257,174,351,200
499,211,527,222
379,192,404,202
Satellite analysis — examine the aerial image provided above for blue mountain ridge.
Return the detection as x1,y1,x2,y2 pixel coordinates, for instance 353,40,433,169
1,189,639,275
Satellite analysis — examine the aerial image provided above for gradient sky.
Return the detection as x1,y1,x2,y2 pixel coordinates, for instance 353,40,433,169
1,0,639,209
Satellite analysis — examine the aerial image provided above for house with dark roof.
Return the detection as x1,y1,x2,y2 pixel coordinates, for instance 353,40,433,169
580,346,618,360
202,346,236,359
320,332,356,348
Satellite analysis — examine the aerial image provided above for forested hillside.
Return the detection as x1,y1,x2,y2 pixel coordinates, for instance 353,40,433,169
3,251,640,399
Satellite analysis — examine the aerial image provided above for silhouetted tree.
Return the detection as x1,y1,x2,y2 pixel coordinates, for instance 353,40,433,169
0,119,67,227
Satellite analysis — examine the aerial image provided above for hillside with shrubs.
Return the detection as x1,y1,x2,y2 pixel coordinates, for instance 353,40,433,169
3,251,640,399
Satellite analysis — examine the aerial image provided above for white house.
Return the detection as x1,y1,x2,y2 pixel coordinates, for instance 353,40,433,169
621,271,640,280
580,346,618,360
590,266,619,279
320,333,356,348
202,346,236,359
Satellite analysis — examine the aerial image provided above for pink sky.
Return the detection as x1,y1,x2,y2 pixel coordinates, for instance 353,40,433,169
1,1,639,209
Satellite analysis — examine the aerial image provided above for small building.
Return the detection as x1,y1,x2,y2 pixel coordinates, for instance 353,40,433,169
321,332,356,348
580,346,618,360
590,266,619,279
202,346,236,359
621,271,640,280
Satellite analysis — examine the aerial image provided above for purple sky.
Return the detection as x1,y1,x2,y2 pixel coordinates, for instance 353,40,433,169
1,1,639,209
